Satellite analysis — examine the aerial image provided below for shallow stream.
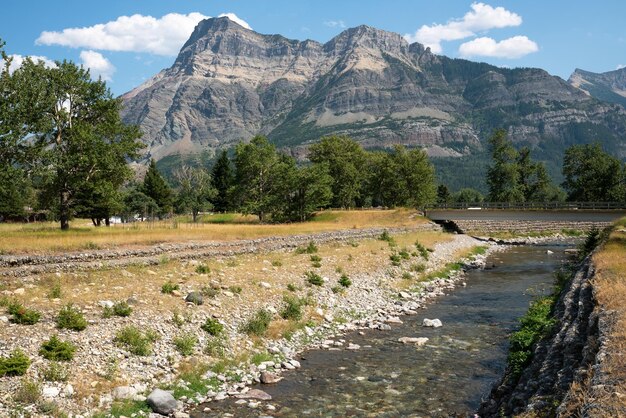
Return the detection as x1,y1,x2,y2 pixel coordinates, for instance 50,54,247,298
194,243,572,417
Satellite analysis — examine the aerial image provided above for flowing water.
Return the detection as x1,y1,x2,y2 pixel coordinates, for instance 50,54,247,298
193,244,572,418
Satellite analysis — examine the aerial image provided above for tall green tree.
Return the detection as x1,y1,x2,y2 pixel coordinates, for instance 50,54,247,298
7,59,142,229
562,143,626,202
393,145,437,208
142,159,173,218
486,129,523,203
233,136,282,222
211,150,233,212
174,165,216,222
309,135,366,208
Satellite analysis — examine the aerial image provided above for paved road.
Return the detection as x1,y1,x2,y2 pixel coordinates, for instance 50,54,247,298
426,209,626,222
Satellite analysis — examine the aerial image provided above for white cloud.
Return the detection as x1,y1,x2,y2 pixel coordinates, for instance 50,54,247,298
404,2,522,53
80,50,116,81
36,12,251,56
324,20,346,29
217,13,252,30
459,36,538,59
1,54,56,74
617,64,625,70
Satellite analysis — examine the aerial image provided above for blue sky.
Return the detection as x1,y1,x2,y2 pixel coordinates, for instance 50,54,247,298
2,1,625,96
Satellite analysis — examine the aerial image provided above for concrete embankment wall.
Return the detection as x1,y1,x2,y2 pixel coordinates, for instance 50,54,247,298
478,255,608,417
452,220,611,235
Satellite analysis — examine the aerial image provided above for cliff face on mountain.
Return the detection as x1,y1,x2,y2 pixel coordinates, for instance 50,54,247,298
121,17,626,186
569,67,626,108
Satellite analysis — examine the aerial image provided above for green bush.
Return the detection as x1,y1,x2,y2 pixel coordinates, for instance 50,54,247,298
56,304,87,331
280,296,303,321
161,281,179,294
195,264,210,274
228,286,242,295
271,260,283,267
305,271,324,286
295,241,318,254
201,318,224,336
240,309,272,336
173,334,197,356
286,283,298,292
0,349,31,377
48,281,63,299
7,301,41,325
39,335,76,361
401,272,412,280
114,326,159,356
338,274,352,288
399,249,410,260
389,253,401,266
310,254,322,268
410,263,426,273
113,301,133,317
14,378,41,404
415,241,430,260
378,230,396,246
42,361,69,382
204,338,226,358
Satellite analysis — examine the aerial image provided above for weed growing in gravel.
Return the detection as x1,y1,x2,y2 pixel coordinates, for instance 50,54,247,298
195,264,210,274
172,310,185,327
159,255,170,265
228,286,242,294
14,378,41,404
104,301,133,318
103,357,119,381
241,309,272,336
402,272,413,280
56,304,87,331
38,400,66,416
48,280,62,299
331,286,343,294
271,259,283,267
0,349,31,377
415,240,430,260
114,326,159,356
399,248,411,260
200,286,219,298
295,241,318,254
42,362,69,382
287,283,299,292
310,254,322,268
201,318,224,336
204,338,227,358
305,271,324,286
105,400,151,417
7,301,41,325
161,281,179,294
39,335,76,361
250,352,273,365
280,296,303,321
389,253,402,266
173,334,197,356
410,263,426,273
379,230,397,247
339,274,352,288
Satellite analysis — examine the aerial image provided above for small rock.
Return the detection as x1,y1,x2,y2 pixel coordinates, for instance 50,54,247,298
260,371,283,384
173,412,190,418
185,292,204,305
289,359,301,368
386,316,403,324
112,386,137,400
347,343,361,350
422,318,443,328
259,282,271,289
399,291,411,299
235,389,272,401
147,389,178,415
99,300,114,309
13,288,25,295
42,387,60,398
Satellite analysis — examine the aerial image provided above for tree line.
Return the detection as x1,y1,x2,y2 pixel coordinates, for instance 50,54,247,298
124,135,437,224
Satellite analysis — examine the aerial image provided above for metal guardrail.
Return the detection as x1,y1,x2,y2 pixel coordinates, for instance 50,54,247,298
425,202,626,210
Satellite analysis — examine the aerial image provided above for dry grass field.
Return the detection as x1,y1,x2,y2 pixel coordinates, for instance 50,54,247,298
0,209,427,255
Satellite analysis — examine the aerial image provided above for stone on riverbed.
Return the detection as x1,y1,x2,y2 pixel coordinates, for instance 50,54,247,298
235,389,272,400
422,318,442,328
147,388,178,415
398,337,429,346
260,371,283,384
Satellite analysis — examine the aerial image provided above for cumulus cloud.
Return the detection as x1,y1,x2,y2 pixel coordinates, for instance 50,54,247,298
1,54,56,74
404,2,522,53
80,50,116,81
217,13,252,30
459,36,538,59
36,12,251,56
324,20,346,29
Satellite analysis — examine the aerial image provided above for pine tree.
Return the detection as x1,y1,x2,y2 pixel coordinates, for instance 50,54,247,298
142,159,173,218
211,150,234,212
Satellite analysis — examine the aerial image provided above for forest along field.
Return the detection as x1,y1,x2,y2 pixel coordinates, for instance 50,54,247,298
0,210,428,255
0,209,488,416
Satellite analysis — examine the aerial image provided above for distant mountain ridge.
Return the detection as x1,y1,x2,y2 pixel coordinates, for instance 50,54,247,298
568,67,626,108
121,17,626,188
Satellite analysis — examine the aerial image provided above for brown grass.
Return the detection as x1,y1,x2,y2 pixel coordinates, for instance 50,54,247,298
0,209,426,255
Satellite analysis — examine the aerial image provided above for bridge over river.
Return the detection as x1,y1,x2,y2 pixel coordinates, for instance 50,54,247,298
425,204,626,235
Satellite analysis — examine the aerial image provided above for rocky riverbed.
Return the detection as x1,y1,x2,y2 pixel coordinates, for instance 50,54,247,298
0,229,491,416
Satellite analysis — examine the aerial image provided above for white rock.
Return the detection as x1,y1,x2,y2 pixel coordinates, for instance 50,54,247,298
423,318,443,328
64,384,74,397
288,359,301,368
43,386,60,398
112,386,137,400
259,282,271,289
347,343,361,350
13,288,25,295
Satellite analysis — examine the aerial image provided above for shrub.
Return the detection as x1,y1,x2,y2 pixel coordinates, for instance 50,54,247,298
295,241,318,254
389,253,402,266
305,271,324,286
286,283,298,292
338,274,352,288
114,326,159,356
410,263,426,273
280,296,303,321
378,230,396,246
331,286,343,294
42,362,69,382
204,338,226,358
0,349,31,377
7,301,41,325
402,272,412,280
39,335,76,361
200,287,219,298
161,281,179,294
240,309,272,336
14,378,41,404
310,254,322,268
112,301,133,317
56,304,87,331
398,249,410,260
415,241,430,260
201,318,224,336
173,334,197,356
48,281,62,299
228,286,242,295
271,260,283,267
195,264,210,274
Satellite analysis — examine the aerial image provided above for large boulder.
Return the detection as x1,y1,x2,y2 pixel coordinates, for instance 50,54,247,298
147,388,178,415
185,292,204,305
422,318,443,328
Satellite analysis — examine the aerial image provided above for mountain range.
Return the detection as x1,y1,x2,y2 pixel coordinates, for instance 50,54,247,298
120,17,626,189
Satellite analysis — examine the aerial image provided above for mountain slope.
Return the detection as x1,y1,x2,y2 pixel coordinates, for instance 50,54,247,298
121,17,626,188
569,67,626,108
